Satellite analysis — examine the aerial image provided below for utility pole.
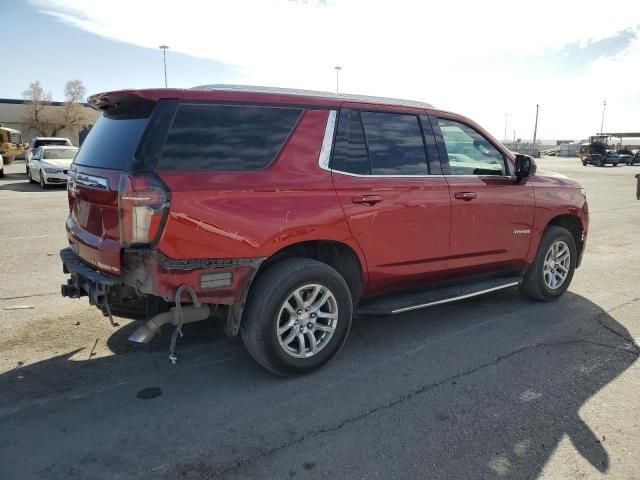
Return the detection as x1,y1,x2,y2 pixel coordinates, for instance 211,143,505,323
334,65,342,93
600,100,606,134
504,113,509,142
159,45,169,88
532,104,539,146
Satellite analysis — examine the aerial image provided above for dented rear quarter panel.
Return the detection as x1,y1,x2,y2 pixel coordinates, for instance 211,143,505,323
154,109,368,283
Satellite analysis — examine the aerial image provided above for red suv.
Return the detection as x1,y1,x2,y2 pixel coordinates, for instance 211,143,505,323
60,85,588,375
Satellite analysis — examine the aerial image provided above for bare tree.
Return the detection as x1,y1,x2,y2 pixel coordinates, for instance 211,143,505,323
58,80,91,136
22,81,52,136
23,80,92,137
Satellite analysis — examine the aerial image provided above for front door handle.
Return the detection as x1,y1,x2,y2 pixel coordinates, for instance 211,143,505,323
352,195,382,206
454,191,477,201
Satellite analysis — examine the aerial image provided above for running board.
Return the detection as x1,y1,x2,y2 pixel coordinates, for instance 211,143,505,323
357,276,522,316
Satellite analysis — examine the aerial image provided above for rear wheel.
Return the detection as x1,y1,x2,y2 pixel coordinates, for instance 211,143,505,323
520,226,576,301
241,258,353,376
0,168,4,178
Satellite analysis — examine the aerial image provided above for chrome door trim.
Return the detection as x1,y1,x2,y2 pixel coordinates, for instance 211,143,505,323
318,110,336,171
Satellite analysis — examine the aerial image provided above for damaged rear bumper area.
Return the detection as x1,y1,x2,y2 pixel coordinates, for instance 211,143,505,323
60,247,136,324
59,247,265,338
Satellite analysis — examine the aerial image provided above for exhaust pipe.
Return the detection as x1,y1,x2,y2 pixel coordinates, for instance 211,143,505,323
128,304,211,343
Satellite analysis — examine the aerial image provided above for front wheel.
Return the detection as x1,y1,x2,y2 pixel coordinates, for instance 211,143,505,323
39,171,48,189
241,258,353,376
520,226,577,302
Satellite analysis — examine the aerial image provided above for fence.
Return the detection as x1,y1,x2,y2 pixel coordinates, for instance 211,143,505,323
502,141,542,157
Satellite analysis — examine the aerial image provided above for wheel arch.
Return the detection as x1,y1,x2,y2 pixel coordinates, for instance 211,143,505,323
255,240,365,304
545,214,585,264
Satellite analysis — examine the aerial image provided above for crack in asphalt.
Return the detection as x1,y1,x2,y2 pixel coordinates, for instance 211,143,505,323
194,338,638,479
594,297,640,347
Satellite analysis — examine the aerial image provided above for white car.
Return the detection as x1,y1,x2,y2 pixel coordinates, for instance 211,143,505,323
27,145,78,188
24,137,73,174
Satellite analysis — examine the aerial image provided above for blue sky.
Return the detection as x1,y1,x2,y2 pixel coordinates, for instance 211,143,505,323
2,2,235,99
3,0,639,140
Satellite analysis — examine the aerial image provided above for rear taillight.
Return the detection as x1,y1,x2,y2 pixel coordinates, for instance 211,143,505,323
118,175,170,247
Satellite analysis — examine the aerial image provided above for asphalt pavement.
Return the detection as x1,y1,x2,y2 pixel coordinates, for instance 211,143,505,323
0,157,638,479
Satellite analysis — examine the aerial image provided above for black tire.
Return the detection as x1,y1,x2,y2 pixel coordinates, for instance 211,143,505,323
581,161,587,166
28,167,35,184
520,225,577,302
0,168,4,178
39,171,48,189
241,257,353,376
613,162,618,167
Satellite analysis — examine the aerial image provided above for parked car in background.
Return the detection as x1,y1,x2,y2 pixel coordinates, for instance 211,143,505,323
59,86,588,376
618,152,640,166
618,152,636,165
27,145,78,188
583,151,620,167
24,137,73,173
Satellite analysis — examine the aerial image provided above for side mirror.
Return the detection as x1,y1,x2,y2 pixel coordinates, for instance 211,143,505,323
515,154,536,182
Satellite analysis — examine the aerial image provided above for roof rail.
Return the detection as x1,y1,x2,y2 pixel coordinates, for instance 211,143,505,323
191,84,433,109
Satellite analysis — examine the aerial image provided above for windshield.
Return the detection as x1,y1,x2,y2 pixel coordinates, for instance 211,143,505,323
73,113,151,170
43,148,78,160
35,139,70,148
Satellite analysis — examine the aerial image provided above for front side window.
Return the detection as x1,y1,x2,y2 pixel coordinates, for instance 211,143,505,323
331,110,429,176
437,118,506,176
158,104,302,171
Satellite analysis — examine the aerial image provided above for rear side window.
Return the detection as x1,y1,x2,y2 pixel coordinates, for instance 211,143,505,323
331,109,429,176
157,104,302,171
331,110,370,175
361,112,428,175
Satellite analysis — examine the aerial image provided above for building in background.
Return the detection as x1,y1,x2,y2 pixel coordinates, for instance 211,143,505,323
0,98,99,147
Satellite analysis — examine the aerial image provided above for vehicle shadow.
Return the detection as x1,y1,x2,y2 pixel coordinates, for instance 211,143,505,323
0,291,637,480
0,172,66,192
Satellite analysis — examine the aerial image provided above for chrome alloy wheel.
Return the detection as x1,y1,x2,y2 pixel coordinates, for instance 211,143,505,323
276,284,338,358
543,240,571,289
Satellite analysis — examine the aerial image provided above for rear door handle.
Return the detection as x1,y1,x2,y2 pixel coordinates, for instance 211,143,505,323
352,195,382,206
454,191,477,201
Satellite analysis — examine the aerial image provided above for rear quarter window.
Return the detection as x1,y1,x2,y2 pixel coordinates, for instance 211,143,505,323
157,104,302,171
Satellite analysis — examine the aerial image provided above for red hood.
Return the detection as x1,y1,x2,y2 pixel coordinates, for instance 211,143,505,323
532,168,582,188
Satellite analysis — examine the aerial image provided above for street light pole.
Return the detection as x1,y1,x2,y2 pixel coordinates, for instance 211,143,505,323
532,104,539,146
600,100,606,135
159,45,169,88
334,66,342,93
504,113,509,142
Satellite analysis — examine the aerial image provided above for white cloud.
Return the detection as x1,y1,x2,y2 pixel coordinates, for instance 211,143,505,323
33,0,640,139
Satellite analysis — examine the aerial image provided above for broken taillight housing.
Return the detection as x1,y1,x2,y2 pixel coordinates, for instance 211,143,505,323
118,175,170,247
